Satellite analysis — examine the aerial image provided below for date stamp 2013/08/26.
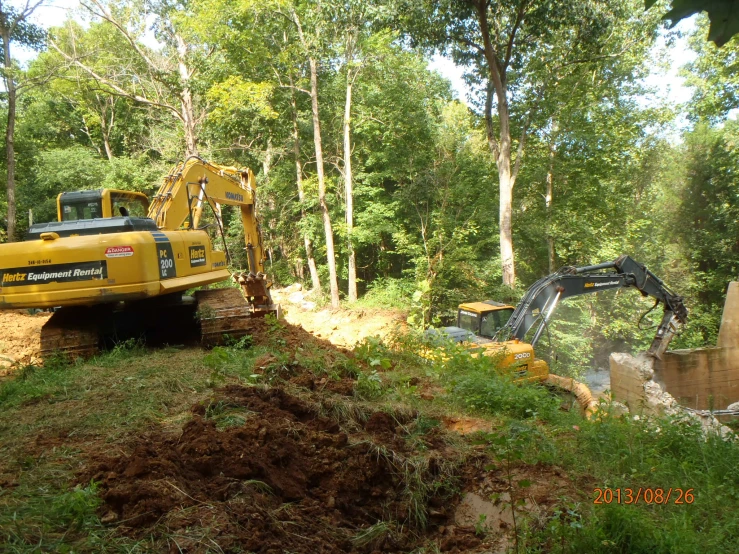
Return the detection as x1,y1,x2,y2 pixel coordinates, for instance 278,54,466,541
593,488,695,505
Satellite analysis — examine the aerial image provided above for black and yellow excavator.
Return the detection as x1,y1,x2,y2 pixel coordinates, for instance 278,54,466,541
429,255,688,382
0,156,276,357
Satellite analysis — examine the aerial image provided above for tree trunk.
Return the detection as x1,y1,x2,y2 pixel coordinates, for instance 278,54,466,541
176,34,198,157
101,96,115,161
545,121,558,273
2,24,16,242
477,4,515,287
290,86,321,292
484,80,515,287
493,97,516,287
344,70,357,302
309,56,340,308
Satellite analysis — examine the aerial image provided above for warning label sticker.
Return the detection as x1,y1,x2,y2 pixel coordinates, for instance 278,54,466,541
105,246,134,258
0,261,108,287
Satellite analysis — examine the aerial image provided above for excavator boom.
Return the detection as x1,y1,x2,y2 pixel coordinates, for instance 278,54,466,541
148,156,272,306
497,255,687,357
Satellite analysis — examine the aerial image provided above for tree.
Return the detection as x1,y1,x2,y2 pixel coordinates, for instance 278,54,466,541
646,0,739,47
684,16,739,121
50,0,206,158
288,3,341,308
0,0,45,242
399,0,659,287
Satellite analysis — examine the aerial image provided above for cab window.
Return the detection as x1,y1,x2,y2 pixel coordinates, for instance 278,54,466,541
111,193,148,218
479,308,514,338
61,200,103,221
458,310,481,335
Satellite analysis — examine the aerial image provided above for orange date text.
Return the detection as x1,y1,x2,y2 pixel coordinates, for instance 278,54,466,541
593,488,694,505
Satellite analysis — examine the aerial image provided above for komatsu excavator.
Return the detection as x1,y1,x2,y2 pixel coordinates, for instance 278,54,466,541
429,255,688,382
0,156,276,357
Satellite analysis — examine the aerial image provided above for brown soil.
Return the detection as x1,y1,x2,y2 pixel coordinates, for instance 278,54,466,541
0,310,50,373
83,385,486,553
272,286,407,348
442,416,495,435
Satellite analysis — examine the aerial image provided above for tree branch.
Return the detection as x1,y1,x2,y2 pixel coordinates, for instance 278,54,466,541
80,0,164,74
50,39,184,121
503,1,527,70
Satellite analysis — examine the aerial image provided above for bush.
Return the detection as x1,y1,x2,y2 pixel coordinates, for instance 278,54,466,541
436,342,561,421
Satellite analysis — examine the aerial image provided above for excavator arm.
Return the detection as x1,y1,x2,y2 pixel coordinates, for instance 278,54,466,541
148,156,272,305
497,255,688,358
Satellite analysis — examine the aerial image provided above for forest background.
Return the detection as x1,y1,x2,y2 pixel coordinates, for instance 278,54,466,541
1,0,737,376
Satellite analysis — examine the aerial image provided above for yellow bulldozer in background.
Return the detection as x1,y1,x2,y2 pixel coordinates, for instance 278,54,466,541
0,156,276,357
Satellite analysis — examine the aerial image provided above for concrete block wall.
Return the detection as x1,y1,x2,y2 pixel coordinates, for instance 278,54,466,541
653,347,739,410
718,282,739,348
610,353,655,412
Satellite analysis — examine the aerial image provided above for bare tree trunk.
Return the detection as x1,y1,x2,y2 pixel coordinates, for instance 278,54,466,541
176,34,198,157
2,23,16,242
484,78,514,287
290,86,321,292
344,69,357,302
309,56,340,308
478,6,515,287
100,96,115,161
545,121,558,273
99,102,114,161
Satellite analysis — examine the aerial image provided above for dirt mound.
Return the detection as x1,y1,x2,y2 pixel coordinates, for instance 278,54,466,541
0,310,50,373
83,385,481,553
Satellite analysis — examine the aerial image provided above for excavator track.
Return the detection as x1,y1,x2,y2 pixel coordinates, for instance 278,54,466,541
36,287,277,360
195,287,276,347
40,306,104,360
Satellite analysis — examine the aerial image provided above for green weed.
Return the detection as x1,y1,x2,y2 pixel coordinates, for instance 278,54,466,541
94,337,147,367
355,369,384,400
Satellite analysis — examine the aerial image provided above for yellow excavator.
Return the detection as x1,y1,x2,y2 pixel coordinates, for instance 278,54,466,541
0,156,276,357
428,255,689,382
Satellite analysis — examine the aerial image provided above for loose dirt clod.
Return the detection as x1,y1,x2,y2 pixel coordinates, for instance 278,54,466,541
82,385,486,553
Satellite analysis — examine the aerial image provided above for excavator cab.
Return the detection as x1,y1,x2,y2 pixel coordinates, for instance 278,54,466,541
26,189,157,241
57,189,150,221
457,301,515,339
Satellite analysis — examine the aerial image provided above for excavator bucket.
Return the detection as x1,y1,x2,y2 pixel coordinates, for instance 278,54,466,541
232,272,277,314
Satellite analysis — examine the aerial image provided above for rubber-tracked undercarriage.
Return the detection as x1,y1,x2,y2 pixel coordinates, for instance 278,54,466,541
38,285,275,359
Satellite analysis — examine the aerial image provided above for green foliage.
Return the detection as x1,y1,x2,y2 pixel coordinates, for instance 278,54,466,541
355,277,414,309
50,482,102,531
646,0,739,47
519,409,739,552
355,369,384,400
94,338,147,367
425,340,562,421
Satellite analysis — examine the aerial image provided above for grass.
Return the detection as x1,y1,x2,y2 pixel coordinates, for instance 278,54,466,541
361,330,739,553
0,343,216,551
2,319,739,552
